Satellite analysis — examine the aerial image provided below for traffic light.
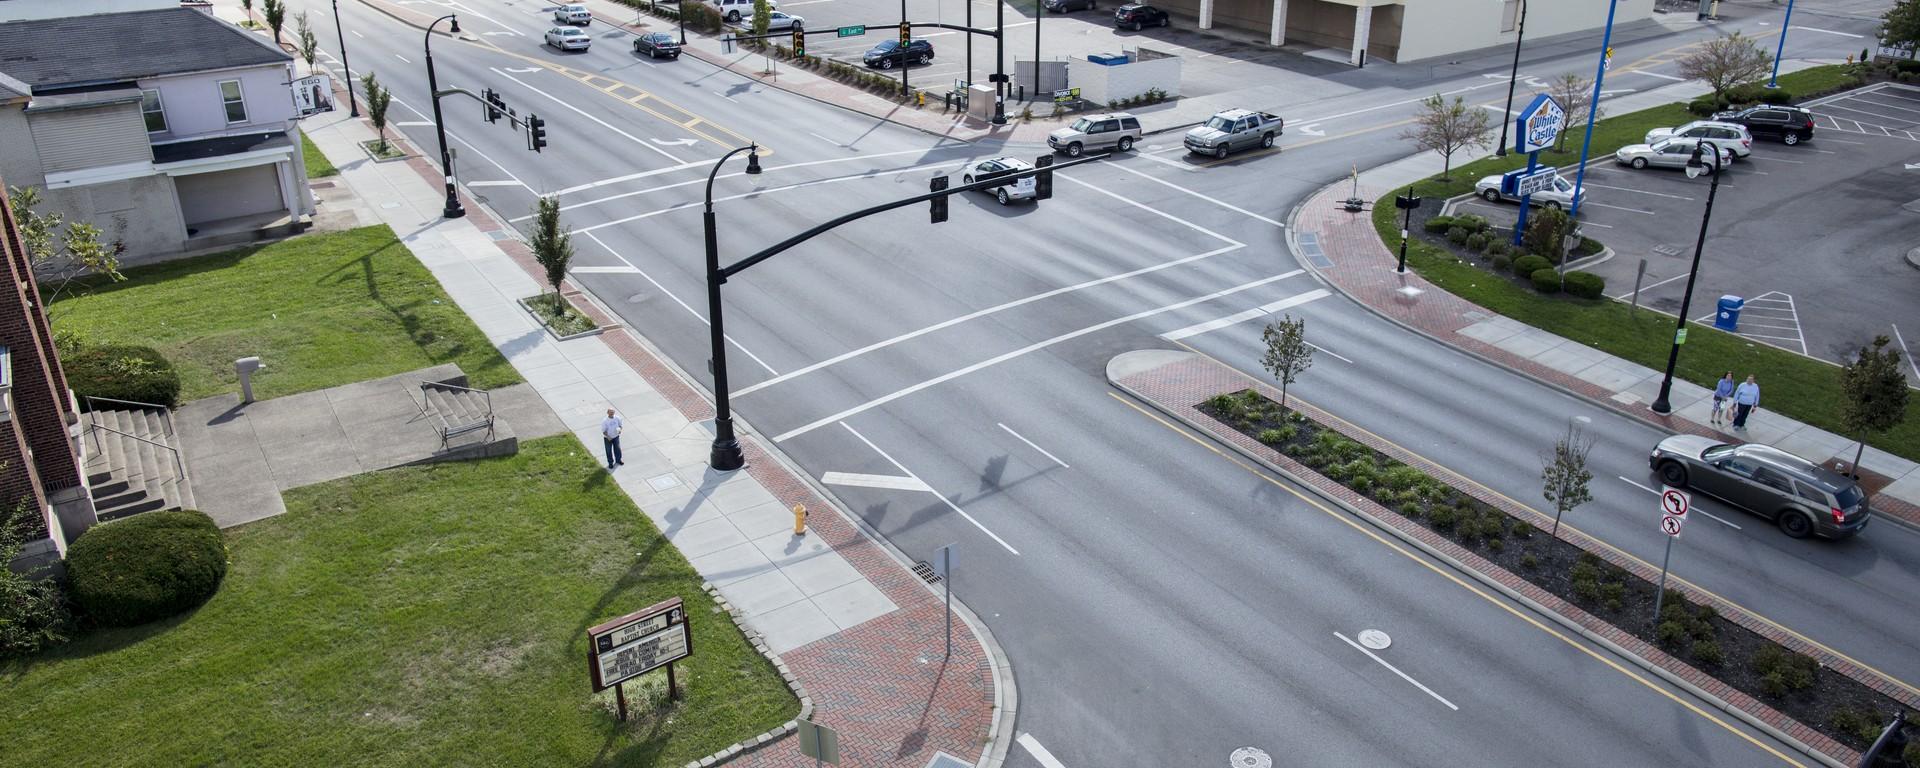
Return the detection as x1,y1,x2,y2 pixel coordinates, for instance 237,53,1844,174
1033,155,1053,201
483,88,503,123
929,175,949,224
527,114,547,152
899,22,911,45
792,26,805,57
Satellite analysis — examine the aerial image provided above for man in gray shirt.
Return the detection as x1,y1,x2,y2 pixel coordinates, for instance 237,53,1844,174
602,408,624,469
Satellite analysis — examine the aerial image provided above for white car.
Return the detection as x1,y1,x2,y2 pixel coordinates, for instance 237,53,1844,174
764,10,805,30
545,26,591,50
553,3,591,24
961,157,1037,206
1474,173,1584,210
1615,138,1733,172
710,0,775,23
1644,121,1752,159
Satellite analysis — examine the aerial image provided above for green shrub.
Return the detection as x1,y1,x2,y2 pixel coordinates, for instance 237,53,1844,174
1693,639,1723,667
1466,233,1489,252
1446,226,1470,245
1520,553,1538,569
1751,645,1817,697
1513,254,1551,276
1687,96,1718,116
1429,505,1456,530
66,510,227,627
1349,474,1375,493
1897,59,1920,75
1454,214,1490,233
1382,465,1424,491
1486,537,1504,552
1257,429,1285,445
1484,240,1510,258
1204,394,1236,412
0,506,71,658
1562,270,1606,299
1656,620,1689,648
1422,215,1455,233
1522,205,1572,263
1512,521,1534,539
1490,254,1512,272
1531,268,1563,293
1572,575,1601,601
1599,582,1625,606
65,344,181,408
1323,461,1352,482
1399,500,1422,517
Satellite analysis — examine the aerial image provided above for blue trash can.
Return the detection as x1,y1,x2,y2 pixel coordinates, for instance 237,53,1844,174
1715,295,1744,331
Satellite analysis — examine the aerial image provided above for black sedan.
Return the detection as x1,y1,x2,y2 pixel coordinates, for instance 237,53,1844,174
862,39,934,69
1113,3,1168,29
1045,0,1095,12
634,32,680,59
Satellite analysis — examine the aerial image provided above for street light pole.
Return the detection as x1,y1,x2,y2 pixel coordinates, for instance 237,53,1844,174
703,145,763,472
1767,0,1796,88
1033,0,1042,99
678,0,687,45
1650,146,1725,414
1495,0,1526,156
992,0,1006,124
424,14,464,219
332,0,358,117
1568,0,1618,219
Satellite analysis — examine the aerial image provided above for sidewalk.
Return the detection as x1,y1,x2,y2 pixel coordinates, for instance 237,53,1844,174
298,79,1009,767
1285,67,1920,527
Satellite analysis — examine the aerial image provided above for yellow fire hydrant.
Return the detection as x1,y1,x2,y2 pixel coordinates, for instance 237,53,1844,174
792,504,808,536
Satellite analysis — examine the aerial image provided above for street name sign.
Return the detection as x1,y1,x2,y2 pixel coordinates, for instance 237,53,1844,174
1514,93,1567,154
587,597,692,691
837,25,865,37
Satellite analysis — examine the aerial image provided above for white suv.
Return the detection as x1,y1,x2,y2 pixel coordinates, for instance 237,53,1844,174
710,0,775,22
1645,121,1753,159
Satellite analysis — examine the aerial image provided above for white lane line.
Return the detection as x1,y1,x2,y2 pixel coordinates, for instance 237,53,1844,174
1617,476,1742,529
1894,324,1920,382
395,54,411,63
1608,271,1688,300
466,179,526,187
352,29,365,38
395,120,437,127
779,0,837,5
1017,733,1068,768
1631,70,1685,81
1334,631,1459,711
1789,25,1864,38
807,131,842,146
1107,163,1285,228
772,272,1301,443
1308,341,1353,364
544,148,937,214
732,244,1245,397
821,471,934,492
1058,172,1243,247
999,423,1069,469
1160,286,1325,341
491,67,685,164
574,160,950,234
1582,182,1692,200
840,423,1020,555
1820,102,1919,124
389,96,531,189
579,231,780,376
711,90,737,102
1581,201,1657,216
1747,155,1805,164
570,265,641,273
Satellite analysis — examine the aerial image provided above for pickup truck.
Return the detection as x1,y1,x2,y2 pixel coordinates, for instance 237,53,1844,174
1184,109,1284,158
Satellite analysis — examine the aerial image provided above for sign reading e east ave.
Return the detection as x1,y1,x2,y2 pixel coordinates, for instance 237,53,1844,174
1514,93,1567,155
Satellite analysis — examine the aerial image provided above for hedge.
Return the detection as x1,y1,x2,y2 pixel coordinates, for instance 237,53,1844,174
64,344,181,408
1531,268,1563,293
1513,254,1551,276
1563,270,1606,299
66,510,227,627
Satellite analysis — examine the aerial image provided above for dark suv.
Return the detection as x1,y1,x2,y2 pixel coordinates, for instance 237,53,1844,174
863,39,934,69
1711,104,1815,145
1044,0,1095,11
1650,436,1870,539
1113,4,1168,29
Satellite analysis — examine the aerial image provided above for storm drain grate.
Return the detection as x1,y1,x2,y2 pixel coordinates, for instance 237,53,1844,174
487,230,515,241
923,753,970,768
911,561,942,585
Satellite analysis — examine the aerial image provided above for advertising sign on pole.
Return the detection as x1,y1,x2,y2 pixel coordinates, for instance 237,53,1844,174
1513,93,1567,154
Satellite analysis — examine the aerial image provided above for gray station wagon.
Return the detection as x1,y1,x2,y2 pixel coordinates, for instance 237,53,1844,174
1649,436,1870,539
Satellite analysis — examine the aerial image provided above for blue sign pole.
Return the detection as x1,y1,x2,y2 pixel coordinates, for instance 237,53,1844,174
1768,0,1796,88
1512,152,1539,246
1569,0,1619,219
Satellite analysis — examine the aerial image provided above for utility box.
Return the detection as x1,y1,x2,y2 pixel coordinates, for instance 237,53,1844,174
966,83,998,122
1714,295,1744,331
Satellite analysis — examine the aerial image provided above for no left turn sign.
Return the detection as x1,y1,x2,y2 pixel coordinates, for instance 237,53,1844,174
1661,488,1690,518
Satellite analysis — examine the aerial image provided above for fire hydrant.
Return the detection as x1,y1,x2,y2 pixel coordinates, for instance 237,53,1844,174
792,504,808,536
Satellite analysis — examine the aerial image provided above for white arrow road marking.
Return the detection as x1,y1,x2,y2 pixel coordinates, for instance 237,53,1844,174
1335,631,1459,710
1017,734,1069,768
821,471,934,492
1295,123,1325,136
505,66,542,73
651,138,700,147
1523,77,1548,89
1617,477,1742,529
1906,163,1920,170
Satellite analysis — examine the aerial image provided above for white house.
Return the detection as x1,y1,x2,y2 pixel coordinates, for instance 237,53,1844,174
1188,0,1655,64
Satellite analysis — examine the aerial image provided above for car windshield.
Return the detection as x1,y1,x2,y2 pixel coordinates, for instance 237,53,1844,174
1836,485,1863,508
1205,116,1233,131
874,41,898,52
1701,444,1738,461
1070,117,1092,132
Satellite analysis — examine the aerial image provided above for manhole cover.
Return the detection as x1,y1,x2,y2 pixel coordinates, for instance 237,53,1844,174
1358,629,1391,650
1229,747,1272,768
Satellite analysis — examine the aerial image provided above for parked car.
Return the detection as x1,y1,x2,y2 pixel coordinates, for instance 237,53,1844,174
1614,137,1732,172
863,39,933,69
961,157,1038,206
1712,104,1815,145
545,26,591,51
1113,3,1169,29
763,10,805,29
1045,0,1096,12
1645,121,1752,159
1473,173,1584,209
634,31,680,59
710,0,775,23
1649,436,1870,539
1183,108,1283,158
1047,113,1141,157
553,3,591,24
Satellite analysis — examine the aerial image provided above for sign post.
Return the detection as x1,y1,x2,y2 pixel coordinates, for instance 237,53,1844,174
1653,488,1689,621
934,543,955,660
1510,93,1567,247
798,719,842,765
586,597,693,721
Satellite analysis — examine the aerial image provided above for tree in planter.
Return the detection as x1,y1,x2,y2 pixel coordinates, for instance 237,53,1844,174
295,12,320,72
1401,94,1491,181
1260,315,1313,409
1523,204,1573,264
1678,32,1770,101
1883,0,1920,49
528,196,575,320
751,0,771,37
263,0,287,47
361,71,394,153
241,0,254,25
1541,422,1594,538
7,185,125,313
1838,336,1910,481
1548,72,1601,152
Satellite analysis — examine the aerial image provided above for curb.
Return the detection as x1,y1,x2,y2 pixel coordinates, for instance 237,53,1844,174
685,582,813,767
1107,357,1848,768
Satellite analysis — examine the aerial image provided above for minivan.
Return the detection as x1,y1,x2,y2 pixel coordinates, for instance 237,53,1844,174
1046,113,1141,157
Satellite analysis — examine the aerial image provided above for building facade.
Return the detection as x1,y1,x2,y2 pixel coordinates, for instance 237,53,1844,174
1191,0,1655,64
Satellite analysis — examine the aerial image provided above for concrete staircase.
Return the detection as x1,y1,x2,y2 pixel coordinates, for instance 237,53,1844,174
81,407,196,522
414,377,517,462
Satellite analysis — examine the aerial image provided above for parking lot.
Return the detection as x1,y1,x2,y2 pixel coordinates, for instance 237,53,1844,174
1447,82,1920,368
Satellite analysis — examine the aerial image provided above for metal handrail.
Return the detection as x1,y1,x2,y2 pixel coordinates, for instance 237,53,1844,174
83,396,175,436
418,381,493,447
86,423,184,482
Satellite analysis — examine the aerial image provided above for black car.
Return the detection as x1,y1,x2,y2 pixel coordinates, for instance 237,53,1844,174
1711,104,1815,145
1113,3,1168,29
863,39,934,70
1045,0,1095,12
634,32,680,59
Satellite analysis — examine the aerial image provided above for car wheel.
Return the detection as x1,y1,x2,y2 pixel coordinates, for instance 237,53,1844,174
1480,189,1501,203
727,10,741,21
878,58,894,70
1782,132,1800,146
1160,16,1169,26
1544,201,1562,211
1066,142,1083,157
1778,510,1815,539
997,189,1011,206
1261,133,1275,149
1132,21,1143,30
1658,461,1688,488
1630,157,1648,169
1116,136,1134,152
1215,145,1229,159
963,175,974,185
920,53,932,65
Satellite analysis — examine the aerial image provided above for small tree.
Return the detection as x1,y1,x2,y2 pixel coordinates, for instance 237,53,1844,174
1883,0,1920,48
528,196,574,317
1402,94,1492,181
1678,31,1771,100
295,12,320,71
751,0,772,38
241,0,254,25
1260,315,1313,409
1548,72,1601,152
263,0,287,46
362,71,393,152
1541,422,1594,538
1838,336,1911,480
7,185,124,311
1523,205,1573,263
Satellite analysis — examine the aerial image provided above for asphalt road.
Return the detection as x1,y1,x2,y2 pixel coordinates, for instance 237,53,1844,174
291,0,1912,764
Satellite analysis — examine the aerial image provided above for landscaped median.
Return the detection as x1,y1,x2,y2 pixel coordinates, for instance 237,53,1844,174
1109,350,1920,767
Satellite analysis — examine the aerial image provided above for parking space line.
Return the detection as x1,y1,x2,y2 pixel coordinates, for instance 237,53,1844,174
1582,201,1656,216
1610,271,1689,300
1583,182,1692,200
1822,102,1920,125
1848,97,1920,116
1747,155,1803,164
1894,324,1920,382
1334,631,1460,711
840,423,1020,555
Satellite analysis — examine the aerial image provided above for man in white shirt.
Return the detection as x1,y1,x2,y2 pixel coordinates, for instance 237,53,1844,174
601,408,624,469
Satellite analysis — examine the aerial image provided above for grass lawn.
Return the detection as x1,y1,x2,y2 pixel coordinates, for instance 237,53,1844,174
301,129,338,178
1373,100,1920,461
1768,64,1865,99
0,437,798,766
49,225,519,401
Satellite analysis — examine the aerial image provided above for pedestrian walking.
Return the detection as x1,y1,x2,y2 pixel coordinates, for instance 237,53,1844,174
1711,372,1735,425
1732,375,1761,430
601,408,624,469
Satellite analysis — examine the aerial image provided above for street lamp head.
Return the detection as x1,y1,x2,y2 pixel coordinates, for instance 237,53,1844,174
449,15,460,33
1685,145,1709,179
745,145,762,175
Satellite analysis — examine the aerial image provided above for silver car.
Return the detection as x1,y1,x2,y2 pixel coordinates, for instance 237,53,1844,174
1649,436,1870,539
1645,121,1753,159
1614,137,1731,172
545,26,591,50
1047,113,1141,157
553,3,591,24
764,10,805,29
961,157,1037,206
1474,173,1584,210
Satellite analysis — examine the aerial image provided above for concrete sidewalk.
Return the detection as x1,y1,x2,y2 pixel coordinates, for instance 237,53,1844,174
298,68,1008,767
1286,66,1920,526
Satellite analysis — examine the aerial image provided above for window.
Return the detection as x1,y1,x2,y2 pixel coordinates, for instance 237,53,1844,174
1792,481,1828,505
219,79,247,124
1752,467,1793,494
1121,117,1140,130
1719,457,1757,478
1500,0,1519,32
140,89,167,133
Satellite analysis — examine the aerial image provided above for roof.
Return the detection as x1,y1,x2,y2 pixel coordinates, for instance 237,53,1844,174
0,71,26,102
151,130,290,165
0,7,288,91
23,84,142,112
